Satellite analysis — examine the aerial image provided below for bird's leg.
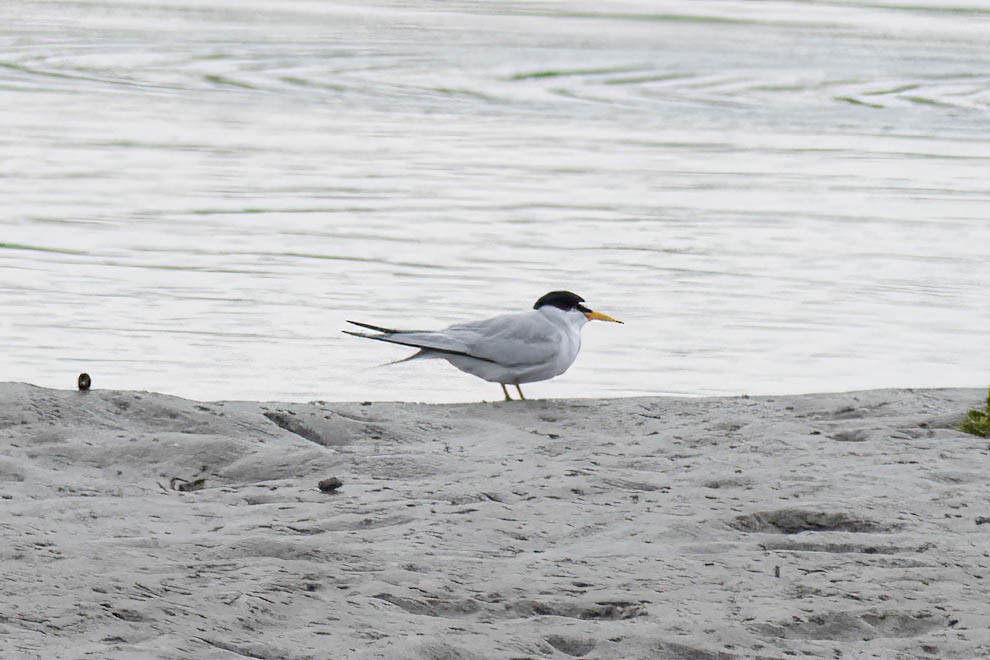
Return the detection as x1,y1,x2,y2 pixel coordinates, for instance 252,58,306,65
515,384,526,400
500,383,512,401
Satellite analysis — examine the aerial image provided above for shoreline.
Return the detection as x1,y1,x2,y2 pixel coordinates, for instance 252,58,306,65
2,383,988,658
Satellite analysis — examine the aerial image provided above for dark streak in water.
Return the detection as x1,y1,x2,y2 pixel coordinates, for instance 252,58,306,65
203,74,258,89
903,95,959,108
279,76,349,92
604,73,694,86
0,61,185,93
510,66,643,81
537,11,840,29
834,95,885,108
429,87,502,103
0,242,86,256
0,61,86,81
863,83,921,96
859,3,990,16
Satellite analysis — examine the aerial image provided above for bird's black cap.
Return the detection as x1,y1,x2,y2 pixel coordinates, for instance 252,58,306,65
533,291,587,312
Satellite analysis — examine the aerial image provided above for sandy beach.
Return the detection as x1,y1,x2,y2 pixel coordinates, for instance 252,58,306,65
1,383,988,658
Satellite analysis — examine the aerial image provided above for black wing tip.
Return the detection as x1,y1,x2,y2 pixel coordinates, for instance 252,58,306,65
344,329,499,365
346,320,399,334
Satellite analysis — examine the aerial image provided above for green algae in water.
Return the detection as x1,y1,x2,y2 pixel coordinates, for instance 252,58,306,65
957,387,990,438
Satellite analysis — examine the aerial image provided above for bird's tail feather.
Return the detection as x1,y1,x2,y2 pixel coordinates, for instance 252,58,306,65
377,349,430,368
344,324,498,364
346,320,402,334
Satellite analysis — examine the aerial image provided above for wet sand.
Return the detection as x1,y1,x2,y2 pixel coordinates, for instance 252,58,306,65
1,383,988,658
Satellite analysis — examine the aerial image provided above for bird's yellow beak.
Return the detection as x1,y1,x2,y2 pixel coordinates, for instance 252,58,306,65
585,310,623,323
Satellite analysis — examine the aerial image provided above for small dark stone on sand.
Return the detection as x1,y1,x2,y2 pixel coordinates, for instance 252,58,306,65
170,477,206,492
319,477,343,493
78,373,91,391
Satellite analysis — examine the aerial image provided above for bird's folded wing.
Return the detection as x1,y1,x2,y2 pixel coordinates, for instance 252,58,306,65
346,312,560,366
440,313,560,366
365,330,477,355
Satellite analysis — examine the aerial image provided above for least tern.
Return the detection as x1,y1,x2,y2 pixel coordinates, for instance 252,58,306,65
344,291,621,400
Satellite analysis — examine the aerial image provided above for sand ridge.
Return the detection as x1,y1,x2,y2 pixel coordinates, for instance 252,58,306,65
1,383,988,658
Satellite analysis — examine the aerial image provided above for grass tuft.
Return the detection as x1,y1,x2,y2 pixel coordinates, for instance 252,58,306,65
957,387,990,438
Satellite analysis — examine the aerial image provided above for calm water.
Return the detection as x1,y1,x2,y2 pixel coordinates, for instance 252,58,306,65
3,1,989,402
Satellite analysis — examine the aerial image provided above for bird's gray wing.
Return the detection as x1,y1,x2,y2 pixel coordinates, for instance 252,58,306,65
344,325,495,362
439,311,560,366
345,312,558,366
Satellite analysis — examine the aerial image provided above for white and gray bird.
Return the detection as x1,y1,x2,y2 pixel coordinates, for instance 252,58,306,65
344,291,621,400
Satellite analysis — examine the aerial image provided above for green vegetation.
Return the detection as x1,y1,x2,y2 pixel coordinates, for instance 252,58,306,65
958,387,990,438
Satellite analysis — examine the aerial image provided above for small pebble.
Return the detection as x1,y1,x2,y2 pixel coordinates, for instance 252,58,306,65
318,477,343,493
170,477,206,492
78,373,91,391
